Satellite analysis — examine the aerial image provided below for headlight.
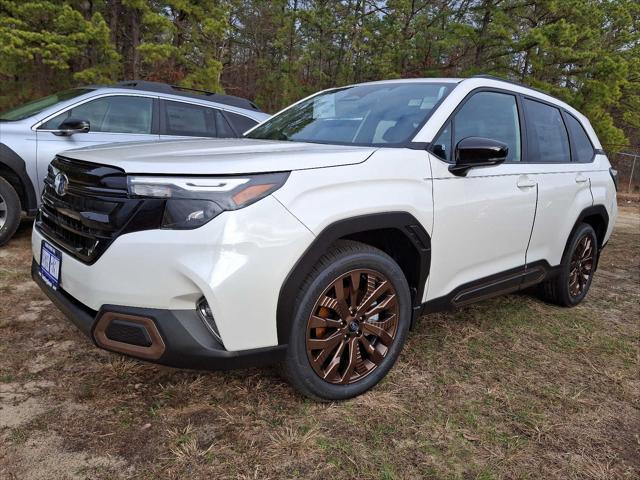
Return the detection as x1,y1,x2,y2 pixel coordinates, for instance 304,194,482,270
127,172,289,229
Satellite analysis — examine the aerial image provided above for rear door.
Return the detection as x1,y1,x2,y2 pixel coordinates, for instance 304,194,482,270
35,94,159,191
520,98,594,267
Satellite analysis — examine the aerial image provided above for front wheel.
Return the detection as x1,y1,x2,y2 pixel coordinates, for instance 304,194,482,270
284,240,411,401
539,223,598,307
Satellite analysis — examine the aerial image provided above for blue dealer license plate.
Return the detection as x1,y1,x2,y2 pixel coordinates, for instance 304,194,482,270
40,240,62,290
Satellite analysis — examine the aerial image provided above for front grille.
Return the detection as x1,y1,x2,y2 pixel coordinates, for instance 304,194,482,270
36,156,146,264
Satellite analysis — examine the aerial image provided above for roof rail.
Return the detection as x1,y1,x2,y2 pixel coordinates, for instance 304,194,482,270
112,80,261,112
470,74,553,98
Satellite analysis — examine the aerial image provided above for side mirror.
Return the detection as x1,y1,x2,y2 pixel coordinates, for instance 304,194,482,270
52,118,90,136
449,137,508,176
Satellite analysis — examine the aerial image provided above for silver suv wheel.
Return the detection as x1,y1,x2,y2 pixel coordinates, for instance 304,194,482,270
0,177,22,246
0,191,7,229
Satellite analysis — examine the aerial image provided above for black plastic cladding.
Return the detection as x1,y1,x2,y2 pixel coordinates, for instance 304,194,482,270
276,212,431,344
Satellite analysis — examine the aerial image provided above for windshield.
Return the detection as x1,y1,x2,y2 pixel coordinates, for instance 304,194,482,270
0,89,93,121
246,82,453,146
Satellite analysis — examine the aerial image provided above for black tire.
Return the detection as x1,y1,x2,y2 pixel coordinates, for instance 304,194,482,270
539,223,598,307
284,240,411,401
0,177,21,247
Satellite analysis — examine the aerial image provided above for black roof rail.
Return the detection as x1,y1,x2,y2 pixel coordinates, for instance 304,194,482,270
112,80,262,112
470,74,555,98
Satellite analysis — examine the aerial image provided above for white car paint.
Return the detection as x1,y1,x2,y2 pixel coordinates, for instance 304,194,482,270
60,137,378,175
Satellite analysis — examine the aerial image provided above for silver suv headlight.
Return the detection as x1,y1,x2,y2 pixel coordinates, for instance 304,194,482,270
127,172,289,229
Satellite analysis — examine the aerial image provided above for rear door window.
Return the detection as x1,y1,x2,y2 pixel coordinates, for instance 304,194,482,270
523,99,571,163
215,110,237,137
163,101,213,137
224,111,258,135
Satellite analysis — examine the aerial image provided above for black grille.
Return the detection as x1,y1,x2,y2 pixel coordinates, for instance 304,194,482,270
36,156,147,264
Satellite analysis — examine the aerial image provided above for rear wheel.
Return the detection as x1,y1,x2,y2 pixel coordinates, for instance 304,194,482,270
284,240,411,401
539,223,598,307
0,177,21,247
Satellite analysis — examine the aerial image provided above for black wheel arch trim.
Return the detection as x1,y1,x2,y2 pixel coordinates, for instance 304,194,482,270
0,143,38,214
562,205,608,272
276,211,431,344
562,205,609,248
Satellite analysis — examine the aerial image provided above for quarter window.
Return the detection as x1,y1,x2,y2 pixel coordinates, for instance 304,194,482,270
524,99,571,163
452,91,521,162
41,96,153,134
431,123,452,161
565,113,595,162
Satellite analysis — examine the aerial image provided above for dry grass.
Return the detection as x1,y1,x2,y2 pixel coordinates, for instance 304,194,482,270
0,208,638,480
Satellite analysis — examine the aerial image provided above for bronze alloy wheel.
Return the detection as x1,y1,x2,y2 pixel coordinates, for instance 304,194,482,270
569,234,595,297
305,268,399,385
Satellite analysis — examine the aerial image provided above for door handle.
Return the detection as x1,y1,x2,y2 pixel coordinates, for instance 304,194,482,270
575,173,588,183
517,175,536,189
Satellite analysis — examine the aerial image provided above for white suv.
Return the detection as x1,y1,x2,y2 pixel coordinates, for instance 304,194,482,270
31,76,618,400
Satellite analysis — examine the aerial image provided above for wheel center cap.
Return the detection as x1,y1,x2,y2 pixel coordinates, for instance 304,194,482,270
349,320,359,332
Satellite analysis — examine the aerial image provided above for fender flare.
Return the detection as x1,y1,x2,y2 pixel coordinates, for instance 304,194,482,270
0,143,38,214
562,205,609,270
276,211,431,344
569,205,609,247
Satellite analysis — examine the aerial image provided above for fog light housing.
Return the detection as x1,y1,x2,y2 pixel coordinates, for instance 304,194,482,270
197,297,221,342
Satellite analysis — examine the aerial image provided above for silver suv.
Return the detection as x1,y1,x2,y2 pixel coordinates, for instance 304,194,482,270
0,81,269,245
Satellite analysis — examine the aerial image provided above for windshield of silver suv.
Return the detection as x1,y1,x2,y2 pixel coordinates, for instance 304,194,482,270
0,88,93,121
246,82,452,146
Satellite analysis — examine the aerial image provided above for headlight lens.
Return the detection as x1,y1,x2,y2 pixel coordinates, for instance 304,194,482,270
127,172,289,229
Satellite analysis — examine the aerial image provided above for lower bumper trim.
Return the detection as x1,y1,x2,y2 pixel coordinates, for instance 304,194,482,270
31,259,286,370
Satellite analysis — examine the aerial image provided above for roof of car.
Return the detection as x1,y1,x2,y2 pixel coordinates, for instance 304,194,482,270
85,80,262,112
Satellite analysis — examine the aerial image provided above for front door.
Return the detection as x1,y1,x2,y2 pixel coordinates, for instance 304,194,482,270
35,95,159,193
426,90,537,302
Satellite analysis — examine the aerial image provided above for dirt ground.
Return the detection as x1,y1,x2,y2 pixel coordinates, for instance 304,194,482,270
1,207,638,480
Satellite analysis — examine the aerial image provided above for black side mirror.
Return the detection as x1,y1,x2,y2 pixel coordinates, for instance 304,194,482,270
449,137,508,176
53,118,90,136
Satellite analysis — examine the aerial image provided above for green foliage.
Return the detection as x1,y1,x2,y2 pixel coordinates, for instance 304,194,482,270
0,0,637,146
0,0,119,108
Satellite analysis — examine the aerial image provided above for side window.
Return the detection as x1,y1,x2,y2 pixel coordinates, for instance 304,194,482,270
214,110,237,138
453,91,521,162
224,111,258,135
164,101,214,137
524,99,571,163
565,113,595,163
431,123,451,161
41,96,153,134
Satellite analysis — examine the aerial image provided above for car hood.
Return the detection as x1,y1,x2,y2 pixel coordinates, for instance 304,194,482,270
60,138,378,174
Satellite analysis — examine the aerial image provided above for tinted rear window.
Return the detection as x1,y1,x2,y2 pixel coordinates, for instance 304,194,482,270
225,111,258,135
524,99,571,163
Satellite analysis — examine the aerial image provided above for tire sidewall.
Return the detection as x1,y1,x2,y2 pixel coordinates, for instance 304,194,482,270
559,223,598,306
286,248,411,401
0,178,21,246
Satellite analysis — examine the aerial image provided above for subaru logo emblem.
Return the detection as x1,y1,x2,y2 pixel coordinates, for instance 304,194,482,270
53,172,69,197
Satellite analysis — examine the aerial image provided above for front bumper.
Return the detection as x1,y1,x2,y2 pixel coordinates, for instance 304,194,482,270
32,260,286,369
31,195,314,352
